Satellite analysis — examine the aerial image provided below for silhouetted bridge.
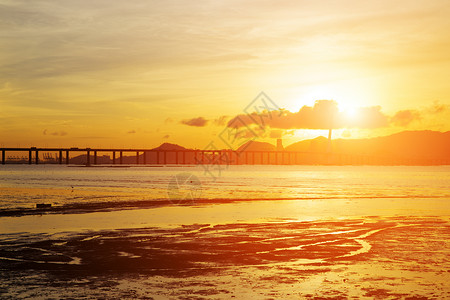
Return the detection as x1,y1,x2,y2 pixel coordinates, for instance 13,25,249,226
0,147,448,166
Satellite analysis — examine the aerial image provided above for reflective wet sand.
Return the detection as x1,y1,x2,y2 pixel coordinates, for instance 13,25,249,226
1,197,449,299
1,216,449,299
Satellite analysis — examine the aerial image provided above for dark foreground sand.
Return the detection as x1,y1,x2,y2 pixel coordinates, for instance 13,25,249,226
1,215,449,299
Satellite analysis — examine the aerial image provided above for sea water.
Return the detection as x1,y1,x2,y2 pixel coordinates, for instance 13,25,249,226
0,164,449,210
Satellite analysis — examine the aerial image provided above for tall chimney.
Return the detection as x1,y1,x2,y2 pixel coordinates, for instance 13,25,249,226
277,138,284,151
327,128,332,153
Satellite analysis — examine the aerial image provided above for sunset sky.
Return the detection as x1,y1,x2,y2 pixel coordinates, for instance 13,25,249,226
1,0,449,149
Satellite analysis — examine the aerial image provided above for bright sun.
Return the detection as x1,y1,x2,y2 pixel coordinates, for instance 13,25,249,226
285,81,375,116
342,105,357,118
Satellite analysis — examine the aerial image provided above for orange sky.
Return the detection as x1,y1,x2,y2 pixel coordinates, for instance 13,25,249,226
1,0,450,149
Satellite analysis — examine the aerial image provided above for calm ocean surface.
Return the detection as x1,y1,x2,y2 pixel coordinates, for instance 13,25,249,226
0,164,449,210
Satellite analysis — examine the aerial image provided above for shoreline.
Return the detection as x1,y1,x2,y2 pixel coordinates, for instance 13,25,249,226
1,196,449,235
0,194,448,218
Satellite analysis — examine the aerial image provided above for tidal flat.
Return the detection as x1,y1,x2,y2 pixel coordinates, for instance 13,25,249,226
1,215,449,299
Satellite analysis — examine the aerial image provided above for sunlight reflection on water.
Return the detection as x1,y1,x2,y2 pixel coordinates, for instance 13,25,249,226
1,197,449,234
0,165,449,210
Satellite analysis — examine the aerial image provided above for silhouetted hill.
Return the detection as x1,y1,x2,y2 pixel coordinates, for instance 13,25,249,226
238,141,276,152
371,130,450,160
152,143,187,151
286,130,450,163
286,136,329,152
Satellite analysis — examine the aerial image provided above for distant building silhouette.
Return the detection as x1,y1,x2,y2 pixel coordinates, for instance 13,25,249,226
277,138,284,151
328,128,332,153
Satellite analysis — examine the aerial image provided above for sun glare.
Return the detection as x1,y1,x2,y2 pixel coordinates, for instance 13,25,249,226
285,80,376,114
341,104,358,119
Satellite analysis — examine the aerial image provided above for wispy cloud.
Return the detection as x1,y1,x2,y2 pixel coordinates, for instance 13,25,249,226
391,110,421,127
214,116,228,126
43,129,68,136
181,117,208,127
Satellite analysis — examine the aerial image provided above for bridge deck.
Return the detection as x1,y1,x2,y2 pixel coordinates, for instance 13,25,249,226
0,147,447,166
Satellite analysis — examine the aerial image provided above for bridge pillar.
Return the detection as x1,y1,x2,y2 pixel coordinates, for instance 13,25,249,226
94,151,97,165
112,151,116,164
1,150,5,165
59,150,62,164
29,150,32,165
120,151,123,164
86,150,90,166
143,151,147,164
136,151,139,164
35,150,39,164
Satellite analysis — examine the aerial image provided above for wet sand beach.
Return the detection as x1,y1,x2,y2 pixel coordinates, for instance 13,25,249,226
1,216,449,299
1,198,449,299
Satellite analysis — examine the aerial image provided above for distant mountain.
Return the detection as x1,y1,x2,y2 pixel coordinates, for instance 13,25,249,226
286,136,329,152
151,142,187,151
286,130,450,162
238,141,276,152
